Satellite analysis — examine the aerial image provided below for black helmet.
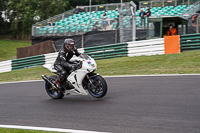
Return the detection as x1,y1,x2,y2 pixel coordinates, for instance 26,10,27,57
64,39,75,52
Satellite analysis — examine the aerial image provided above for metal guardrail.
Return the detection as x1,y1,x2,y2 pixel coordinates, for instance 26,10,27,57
139,0,199,8
180,33,200,51
84,43,128,60
0,60,12,73
127,38,165,57
32,8,75,27
0,38,174,73
12,55,45,70
32,17,119,37
138,0,200,23
0,48,83,73
181,0,200,19
32,2,133,38
44,48,85,65
32,2,129,27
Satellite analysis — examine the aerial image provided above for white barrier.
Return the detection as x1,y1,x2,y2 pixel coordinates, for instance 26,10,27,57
127,38,165,57
44,52,58,64
0,40,166,74
77,48,85,53
43,48,85,65
0,60,12,73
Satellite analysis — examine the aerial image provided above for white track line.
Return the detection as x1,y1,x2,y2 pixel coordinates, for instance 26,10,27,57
0,80,43,85
103,74,200,78
0,74,200,85
0,125,109,133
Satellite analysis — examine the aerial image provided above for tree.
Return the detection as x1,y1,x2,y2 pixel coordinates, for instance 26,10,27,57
65,0,140,9
36,0,70,21
6,0,70,39
0,0,9,35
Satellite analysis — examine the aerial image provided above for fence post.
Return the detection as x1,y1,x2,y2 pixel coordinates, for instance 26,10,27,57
115,29,118,44
32,26,35,36
196,16,199,33
163,0,165,8
119,10,124,42
180,35,182,52
179,33,200,52
130,1,136,41
82,34,84,48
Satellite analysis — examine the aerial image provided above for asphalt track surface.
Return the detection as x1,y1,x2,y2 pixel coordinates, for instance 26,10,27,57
0,75,200,133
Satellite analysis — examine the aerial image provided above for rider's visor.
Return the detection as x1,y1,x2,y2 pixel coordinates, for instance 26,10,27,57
69,45,74,49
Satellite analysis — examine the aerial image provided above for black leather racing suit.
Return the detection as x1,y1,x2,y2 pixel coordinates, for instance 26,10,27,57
54,45,80,81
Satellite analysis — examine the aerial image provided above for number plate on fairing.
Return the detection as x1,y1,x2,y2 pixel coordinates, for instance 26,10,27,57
87,61,95,68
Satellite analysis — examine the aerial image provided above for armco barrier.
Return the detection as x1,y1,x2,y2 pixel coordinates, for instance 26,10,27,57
12,54,45,70
0,40,167,74
84,43,128,60
0,60,12,73
127,38,165,57
0,48,84,73
44,52,58,65
180,33,200,52
44,48,85,65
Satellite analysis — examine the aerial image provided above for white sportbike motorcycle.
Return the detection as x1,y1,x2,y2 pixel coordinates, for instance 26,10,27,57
41,53,107,99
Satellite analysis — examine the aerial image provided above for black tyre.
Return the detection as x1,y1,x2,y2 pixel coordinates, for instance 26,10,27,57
88,75,107,98
45,75,64,99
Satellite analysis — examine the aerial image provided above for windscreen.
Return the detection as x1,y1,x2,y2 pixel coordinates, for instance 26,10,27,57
79,53,91,60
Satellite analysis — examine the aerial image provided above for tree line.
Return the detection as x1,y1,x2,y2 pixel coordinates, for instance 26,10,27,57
0,0,140,39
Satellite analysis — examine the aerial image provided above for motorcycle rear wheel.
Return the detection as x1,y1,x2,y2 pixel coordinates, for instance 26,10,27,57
88,75,107,98
45,75,64,99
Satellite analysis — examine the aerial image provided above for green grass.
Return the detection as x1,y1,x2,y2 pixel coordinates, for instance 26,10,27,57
0,39,31,61
0,50,200,83
97,50,200,75
0,66,51,82
0,128,63,133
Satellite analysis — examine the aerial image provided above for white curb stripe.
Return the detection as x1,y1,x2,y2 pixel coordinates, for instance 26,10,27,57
0,125,109,133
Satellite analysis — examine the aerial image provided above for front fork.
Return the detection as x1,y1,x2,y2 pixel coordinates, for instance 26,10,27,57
85,73,99,89
87,75,96,89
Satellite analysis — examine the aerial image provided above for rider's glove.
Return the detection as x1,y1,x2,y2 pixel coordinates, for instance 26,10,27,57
71,64,79,71
73,64,79,70
70,62,82,71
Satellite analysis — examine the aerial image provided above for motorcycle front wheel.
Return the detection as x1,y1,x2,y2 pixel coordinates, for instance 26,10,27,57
88,75,107,98
45,75,64,99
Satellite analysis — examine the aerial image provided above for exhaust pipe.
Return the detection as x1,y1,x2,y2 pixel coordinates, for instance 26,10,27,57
41,75,65,93
41,75,55,87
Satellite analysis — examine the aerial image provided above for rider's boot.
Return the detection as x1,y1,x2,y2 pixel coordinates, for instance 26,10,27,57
54,77,64,91
55,80,64,91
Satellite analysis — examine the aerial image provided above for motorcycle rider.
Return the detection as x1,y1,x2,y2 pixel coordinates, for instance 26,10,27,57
54,38,80,90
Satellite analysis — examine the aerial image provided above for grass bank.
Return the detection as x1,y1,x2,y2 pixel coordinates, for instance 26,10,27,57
97,50,200,75
0,128,62,133
0,39,31,61
0,50,200,83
